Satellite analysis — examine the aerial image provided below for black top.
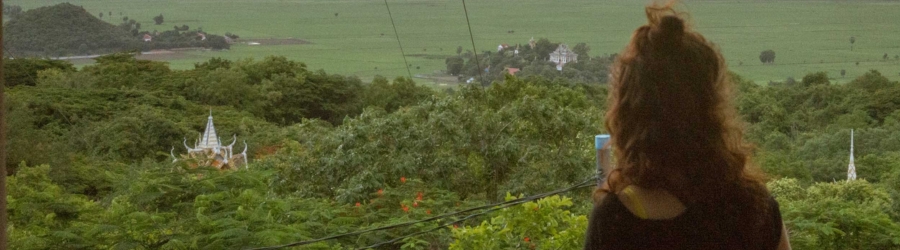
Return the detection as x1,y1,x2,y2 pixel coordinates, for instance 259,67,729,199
583,194,783,250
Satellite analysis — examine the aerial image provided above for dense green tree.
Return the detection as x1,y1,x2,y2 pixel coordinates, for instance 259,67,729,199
238,56,303,84
445,56,464,76
8,164,101,249
3,58,75,87
81,53,172,89
800,72,829,87
573,42,590,59
193,57,232,71
760,49,776,64
450,195,587,249
849,70,894,93
184,67,263,112
360,76,434,113
770,179,900,249
531,38,559,61
865,85,900,124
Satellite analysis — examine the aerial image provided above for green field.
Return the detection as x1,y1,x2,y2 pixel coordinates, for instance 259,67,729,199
9,0,900,84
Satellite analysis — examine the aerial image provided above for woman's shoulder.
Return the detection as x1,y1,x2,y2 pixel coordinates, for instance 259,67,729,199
595,186,688,221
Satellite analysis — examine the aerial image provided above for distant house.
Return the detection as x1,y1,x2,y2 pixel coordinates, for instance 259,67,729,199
197,33,207,41
504,67,520,76
224,36,234,44
549,44,577,69
498,43,510,52
143,34,152,42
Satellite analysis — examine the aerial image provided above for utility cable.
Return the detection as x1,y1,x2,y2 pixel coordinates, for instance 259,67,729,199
383,0,413,81
460,0,485,88
247,177,597,250
355,178,597,249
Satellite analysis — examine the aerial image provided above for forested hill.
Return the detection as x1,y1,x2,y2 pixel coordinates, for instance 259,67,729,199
4,54,900,248
3,3,138,57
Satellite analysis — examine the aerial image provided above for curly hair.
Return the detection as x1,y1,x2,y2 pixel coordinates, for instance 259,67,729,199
599,2,770,229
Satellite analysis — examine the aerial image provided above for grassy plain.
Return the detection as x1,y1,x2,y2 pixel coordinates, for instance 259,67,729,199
9,0,900,84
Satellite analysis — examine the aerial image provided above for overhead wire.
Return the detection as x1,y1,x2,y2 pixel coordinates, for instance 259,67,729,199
355,177,598,250
246,177,598,250
382,0,413,80
460,0,484,87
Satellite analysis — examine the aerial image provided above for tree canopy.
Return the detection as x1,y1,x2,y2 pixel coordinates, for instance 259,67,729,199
4,54,900,249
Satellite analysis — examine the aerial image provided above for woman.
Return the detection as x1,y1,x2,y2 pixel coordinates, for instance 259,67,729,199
583,4,791,250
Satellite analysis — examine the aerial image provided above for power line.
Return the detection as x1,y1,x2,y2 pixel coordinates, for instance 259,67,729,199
383,0,413,81
356,199,529,250
355,178,597,250
246,177,598,250
460,0,485,88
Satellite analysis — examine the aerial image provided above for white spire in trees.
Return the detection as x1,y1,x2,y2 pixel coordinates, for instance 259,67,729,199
848,129,857,181
173,111,249,170
199,110,220,149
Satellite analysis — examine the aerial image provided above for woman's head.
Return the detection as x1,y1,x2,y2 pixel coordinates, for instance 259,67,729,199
604,3,764,204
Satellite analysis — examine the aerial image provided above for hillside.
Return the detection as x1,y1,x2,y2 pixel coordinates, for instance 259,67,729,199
4,55,900,249
3,3,138,57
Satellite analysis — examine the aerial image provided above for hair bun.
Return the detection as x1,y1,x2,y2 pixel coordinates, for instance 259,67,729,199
651,15,685,45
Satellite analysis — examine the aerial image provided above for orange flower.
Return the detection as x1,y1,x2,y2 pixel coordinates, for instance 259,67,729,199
400,176,407,183
416,192,423,201
413,201,419,207
426,209,432,214
402,205,410,212
377,189,384,196
452,224,458,228
524,237,530,242
355,202,361,207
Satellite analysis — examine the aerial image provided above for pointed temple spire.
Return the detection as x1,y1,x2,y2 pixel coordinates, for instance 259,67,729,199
199,112,220,149
848,129,857,181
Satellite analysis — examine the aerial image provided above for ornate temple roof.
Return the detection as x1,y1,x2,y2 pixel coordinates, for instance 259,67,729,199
174,111,249,170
